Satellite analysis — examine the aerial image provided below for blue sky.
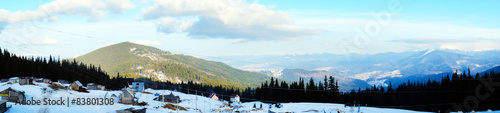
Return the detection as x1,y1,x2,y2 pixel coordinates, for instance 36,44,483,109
0,0,499,58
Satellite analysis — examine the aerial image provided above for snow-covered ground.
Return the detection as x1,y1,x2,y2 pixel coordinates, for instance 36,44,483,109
0,82,496,113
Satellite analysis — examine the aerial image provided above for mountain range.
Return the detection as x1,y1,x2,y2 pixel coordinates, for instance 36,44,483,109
204,49,500,90
75,42,270,88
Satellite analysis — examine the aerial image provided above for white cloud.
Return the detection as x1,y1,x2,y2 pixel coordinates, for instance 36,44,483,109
141,0,322,40
32,37,60,45
132,40,161,46
0,0,135,24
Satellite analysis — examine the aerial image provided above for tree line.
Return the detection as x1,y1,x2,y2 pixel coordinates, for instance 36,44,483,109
0,47,128,89
250,69,500,112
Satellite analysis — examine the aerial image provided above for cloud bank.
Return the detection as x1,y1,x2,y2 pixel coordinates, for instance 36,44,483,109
141,0,322,41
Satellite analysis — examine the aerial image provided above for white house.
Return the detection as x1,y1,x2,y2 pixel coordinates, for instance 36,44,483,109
230,94,240,103
9,77,19,83
131,82,144,92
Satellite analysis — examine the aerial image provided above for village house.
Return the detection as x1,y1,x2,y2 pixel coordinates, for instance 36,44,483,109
0,87,25,103
57,80,69,84
70,81,84,91
230,94,240,103
9,77,19,84
209,93,219,101
87,83,98,90
43,79,51,84
19,77,34,85
97,84,106,90
119,89,135,104
156,92,181,103
131,82,144,92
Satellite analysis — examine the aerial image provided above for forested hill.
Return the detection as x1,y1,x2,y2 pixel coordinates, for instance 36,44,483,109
0,47,128,90
75,42,269,88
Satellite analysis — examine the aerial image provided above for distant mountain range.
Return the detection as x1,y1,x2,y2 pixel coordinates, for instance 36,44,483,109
204,49,500,90
75,42,269,88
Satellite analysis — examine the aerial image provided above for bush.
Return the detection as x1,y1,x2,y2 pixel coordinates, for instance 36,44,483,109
49,83,65,90
162,104,187,111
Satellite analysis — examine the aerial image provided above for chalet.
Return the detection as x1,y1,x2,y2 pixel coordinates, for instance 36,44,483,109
57,80,69,84
0,87,25,102
209,93,219,101
70,81,84,91
9,77,19,83
19,77,34,85
230,94,240,103
156,92,181,103
43,79,51,84
87,83,98,90
131,82,144,92
119,89,135,104
97,84,106,90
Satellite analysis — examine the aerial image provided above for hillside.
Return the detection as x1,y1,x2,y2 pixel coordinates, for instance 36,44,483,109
75,42,269,88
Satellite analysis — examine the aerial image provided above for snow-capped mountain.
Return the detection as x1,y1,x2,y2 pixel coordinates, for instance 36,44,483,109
203,49,500,89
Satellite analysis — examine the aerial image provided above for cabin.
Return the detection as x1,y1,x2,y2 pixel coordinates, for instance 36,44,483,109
97,84,106,90
87,83,98,90
9,77,19,84
209,93,219,101
0,100,8,113
43,79,51,84
19,77,34,85
230,94,240,103
0,87,25,103
131,82,145,92
156,92,181,103
70,81,84,91
119,89,135,104
57,80,69,84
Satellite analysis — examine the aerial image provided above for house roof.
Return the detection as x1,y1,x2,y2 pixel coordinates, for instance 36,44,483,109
73,81,83,86
209,93,218,98
230,94,239,98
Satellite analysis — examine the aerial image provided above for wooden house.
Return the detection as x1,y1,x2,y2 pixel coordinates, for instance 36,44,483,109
119,89,135,104
0,87,25,103
87,83,98,90
70,81,83,91
57,80,69,84
19,77,33,85
156,92,181,103
97,84,106,90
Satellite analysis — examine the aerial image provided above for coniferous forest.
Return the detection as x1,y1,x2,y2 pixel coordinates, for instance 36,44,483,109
2,47,500,112
251,70,500,112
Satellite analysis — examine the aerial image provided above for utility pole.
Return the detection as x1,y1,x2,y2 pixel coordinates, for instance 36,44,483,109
177,98,179,113
195,90,197,110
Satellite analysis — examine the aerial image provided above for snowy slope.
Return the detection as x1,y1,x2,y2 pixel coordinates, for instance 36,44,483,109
0,82,494,113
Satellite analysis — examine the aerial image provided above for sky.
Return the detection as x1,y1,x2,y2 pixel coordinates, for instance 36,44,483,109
0,0,499,59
